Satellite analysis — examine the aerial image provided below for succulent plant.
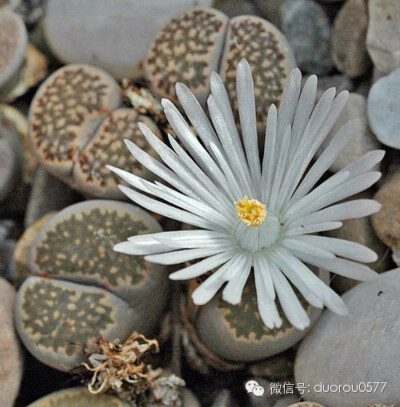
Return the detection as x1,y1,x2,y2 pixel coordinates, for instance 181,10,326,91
28,64,162,199
15,200,169,371
145,8,295,132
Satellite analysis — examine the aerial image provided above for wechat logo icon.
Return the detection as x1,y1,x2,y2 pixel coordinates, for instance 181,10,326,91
245,380,265,397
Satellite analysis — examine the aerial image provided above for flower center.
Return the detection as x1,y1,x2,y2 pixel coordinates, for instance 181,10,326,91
235,196,266,227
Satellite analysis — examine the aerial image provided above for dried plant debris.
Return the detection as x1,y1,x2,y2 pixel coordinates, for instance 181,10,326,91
82,332,185,406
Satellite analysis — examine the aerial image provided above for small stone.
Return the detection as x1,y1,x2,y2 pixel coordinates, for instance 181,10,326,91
24,167,81,228
145,8,228,106
28,64,121,179
287,403,325,407
367,0,400,74
372,173,400,251
28,200,169,318
310,74,353,100
44,0,212,79
219,15,295,132
12,212,55,286
0,139,18,202
367,69,400,149
15,276,142,371
195,272,327,362
0,10,27,95
27,387,130,406
0,278,23,407
249,351,294,381
73,108,161,200
0,103,36,184
295,268,400,406
280,0,333,75
319,93,381,172
332,0,370,77
254,0,282,26
213,0,257,18
1,42,48,103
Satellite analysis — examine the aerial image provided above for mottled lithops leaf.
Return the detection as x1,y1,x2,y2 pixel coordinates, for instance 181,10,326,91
13,212,55,287
73,108,161,199
28,64,121,178
28,387,130,407
0,10,27,93
195,272,327,362
0,138,18,201
15,276,142,371
219,15,296,131
28,200,168,316
145,8,228,105
287,403,325,407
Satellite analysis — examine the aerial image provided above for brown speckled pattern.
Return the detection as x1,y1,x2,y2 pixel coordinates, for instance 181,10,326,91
74,109,160,197
220,16,294,127
29,65,120,171
20,279,114,355
31,206,150,288
145,8,228,103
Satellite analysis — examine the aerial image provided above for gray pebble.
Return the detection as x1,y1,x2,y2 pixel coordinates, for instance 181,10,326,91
295,268,400,407
280,0,333,75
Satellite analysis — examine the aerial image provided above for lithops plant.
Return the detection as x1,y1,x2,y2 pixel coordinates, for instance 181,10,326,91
28,64,162,199
192,272,328,363
144,8,295,131
15,200,169,371
28,387,131,407
0,9,27,95
73,108,161,199
0,278,23,407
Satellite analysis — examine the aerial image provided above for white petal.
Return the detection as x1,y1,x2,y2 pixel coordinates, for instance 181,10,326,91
293,251,379,281
270,264,311,330
169,251,235,280
253,256,275,300
114,241,171,255
282,237,335,259
192,255,241,305
236,59,261,185
299,235,378,263
145,246,231,265
222,255,252,305
254,263,282,329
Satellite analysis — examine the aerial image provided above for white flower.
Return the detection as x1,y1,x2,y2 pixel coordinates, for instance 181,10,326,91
108,59,384,330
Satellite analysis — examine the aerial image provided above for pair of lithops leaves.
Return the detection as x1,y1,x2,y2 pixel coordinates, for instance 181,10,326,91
144,8,295,132
182,269,328,369
27,387,201,407
0,9,47,101
28,63,162,200
14,200,169,372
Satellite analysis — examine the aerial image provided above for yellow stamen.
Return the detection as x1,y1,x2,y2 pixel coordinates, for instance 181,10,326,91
235,195,266,227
